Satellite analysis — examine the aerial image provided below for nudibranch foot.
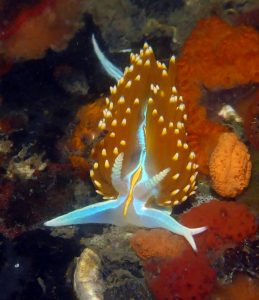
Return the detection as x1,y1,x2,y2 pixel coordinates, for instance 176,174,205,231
45,198,206,251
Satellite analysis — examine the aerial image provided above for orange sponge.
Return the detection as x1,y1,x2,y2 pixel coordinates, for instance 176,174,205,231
130,229,188,260
176,16,259,173
209,132,252,197
211,274,259,300
0,0,86,61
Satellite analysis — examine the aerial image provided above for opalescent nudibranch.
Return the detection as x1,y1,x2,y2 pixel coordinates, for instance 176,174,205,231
45,39,206,251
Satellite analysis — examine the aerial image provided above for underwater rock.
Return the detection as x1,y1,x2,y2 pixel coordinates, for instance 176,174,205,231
0,229,80,300
243,89,259,150
79,226,152,299
6,148,47,180
0,181,13,210
0,112,28,134
53,65,89,97
237,147,259,214
0,139,13,155
233,4,259,30
214,238,259,282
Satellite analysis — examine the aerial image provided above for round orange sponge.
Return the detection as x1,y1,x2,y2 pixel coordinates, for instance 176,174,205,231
209,132,251,197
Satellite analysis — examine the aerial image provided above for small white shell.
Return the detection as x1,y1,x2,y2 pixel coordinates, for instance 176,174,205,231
74,248,104,300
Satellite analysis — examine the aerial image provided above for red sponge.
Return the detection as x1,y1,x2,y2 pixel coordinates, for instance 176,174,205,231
180,200,257,250
144,249,216,300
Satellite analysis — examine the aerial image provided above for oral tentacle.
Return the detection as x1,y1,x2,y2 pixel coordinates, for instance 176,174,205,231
91,34,123,81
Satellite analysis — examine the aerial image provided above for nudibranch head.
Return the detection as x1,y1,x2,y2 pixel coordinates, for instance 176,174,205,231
90,43,198,208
